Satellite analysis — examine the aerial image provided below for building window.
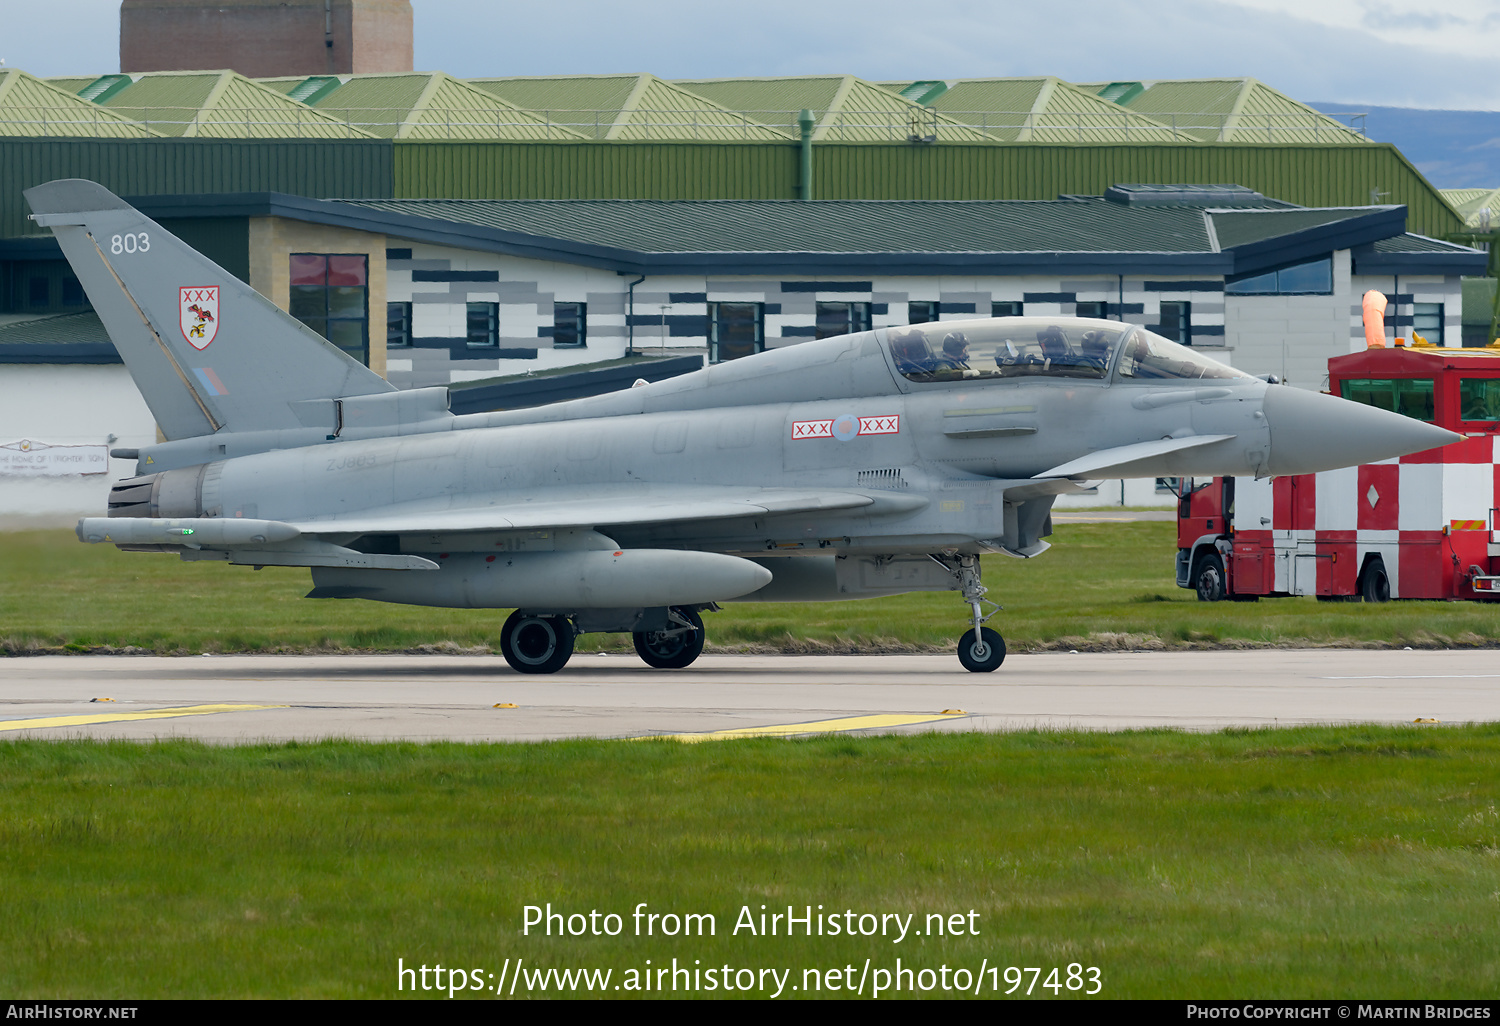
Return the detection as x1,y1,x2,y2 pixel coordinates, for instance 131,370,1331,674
28,276,48,308
290,253,369,365
554,302,586,348
467,302,498,347
386,302,411,348
816,301,872,339
909,301,940,324
708,302,763,362
1413,303,1444,345
992,301,1023,318
1076,301,1107,318
61,276,85,307
1225,256,1333,296
1158,301,1191,343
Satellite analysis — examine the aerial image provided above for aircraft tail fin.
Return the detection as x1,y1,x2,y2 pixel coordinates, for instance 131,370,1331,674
24,179,395,440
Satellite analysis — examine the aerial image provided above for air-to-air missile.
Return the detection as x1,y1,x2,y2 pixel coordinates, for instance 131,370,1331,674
29,180,1459,674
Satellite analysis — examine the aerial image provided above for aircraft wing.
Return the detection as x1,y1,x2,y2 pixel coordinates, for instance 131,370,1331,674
80,486,930,568
286,486,926,536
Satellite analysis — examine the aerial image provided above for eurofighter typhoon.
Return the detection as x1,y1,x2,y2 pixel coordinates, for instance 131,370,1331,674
29,180,1459,673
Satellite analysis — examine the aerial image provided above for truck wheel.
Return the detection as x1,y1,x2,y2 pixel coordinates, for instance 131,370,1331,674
1360,559,1391,603
1194,553,1226,602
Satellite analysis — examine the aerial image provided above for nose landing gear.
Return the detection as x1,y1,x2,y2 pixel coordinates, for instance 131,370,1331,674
932,554,1005,672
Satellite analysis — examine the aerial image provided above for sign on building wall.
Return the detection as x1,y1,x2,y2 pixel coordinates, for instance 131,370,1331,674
0,440,108,476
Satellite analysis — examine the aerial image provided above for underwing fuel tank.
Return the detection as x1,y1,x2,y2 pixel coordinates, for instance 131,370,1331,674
307,549,774,610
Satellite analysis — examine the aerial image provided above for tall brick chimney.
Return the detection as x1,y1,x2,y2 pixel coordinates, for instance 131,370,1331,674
120,0,414,77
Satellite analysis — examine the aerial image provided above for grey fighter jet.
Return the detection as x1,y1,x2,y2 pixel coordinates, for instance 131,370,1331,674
29,180,1460,673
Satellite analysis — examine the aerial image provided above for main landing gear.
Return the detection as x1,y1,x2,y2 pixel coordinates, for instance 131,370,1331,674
499,606,707,674
633,607,705,669
934,554,1006,672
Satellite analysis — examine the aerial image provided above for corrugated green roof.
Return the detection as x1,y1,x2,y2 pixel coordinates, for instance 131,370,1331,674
915,77,1178,142
342,196,1220,253
0,70,160,138
1120,79,1366,144
44,76,103,96
309,72,585,140
1209,207,1376,248
675,75,993,142
100,71,372,138
1441,187,1500,228
470,75,792,141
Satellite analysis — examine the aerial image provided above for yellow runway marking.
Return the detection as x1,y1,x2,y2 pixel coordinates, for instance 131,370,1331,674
0,704,284,733
659,712,969,743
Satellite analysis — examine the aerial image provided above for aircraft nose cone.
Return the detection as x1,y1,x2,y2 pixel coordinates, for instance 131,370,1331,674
1263,386,1461,476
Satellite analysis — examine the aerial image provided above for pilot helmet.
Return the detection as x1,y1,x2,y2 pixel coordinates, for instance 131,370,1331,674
1037,325,1068,353
942,332,969,356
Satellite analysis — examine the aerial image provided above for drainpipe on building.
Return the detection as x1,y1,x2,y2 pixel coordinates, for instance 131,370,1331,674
798,109,815,201
324,0,335,74
626,273,645,357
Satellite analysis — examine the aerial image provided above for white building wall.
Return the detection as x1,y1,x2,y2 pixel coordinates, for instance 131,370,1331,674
0,364,156,522
1223,250,1352,391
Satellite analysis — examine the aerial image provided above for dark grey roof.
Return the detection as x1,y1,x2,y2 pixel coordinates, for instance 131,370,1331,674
1354,233,1489,275
1210,208,1382,249
117,189,1488,278
0,312,118,363
344,196,1224,254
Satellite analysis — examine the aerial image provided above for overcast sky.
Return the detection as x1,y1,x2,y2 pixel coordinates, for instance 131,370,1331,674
3,0,1499,110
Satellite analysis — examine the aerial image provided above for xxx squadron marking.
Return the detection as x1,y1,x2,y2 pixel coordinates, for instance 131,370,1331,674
180,286,219,350
791,414,899,441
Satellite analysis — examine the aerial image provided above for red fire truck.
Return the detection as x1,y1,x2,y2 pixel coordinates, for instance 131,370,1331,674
1176,342,1500,602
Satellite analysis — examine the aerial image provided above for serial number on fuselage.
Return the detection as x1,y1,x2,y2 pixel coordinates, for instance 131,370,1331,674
326,454,382,472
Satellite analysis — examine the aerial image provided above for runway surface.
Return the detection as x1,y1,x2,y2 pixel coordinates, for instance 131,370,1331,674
1,649,1496,743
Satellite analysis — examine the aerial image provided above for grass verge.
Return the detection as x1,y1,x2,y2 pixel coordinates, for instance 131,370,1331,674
1,727,1497,998
3,524,1499,655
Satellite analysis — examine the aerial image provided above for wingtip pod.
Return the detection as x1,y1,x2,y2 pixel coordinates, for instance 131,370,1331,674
1263,386,1461,476
76,517,301,547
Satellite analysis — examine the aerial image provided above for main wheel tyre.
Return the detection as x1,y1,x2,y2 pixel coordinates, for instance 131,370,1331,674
500,611,575,674
633,608,705,669
1361,559,1391,603
958,627,1005,673
1194,552,1226,602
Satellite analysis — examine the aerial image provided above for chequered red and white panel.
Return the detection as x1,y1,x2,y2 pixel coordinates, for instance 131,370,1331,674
1232,436,1498,598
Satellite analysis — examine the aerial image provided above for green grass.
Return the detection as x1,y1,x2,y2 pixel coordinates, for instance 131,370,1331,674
2,727,1497,998
3,524,1498,655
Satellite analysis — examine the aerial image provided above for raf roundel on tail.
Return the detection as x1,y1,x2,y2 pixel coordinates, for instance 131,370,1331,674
179,286,219,350
28,178,1464,675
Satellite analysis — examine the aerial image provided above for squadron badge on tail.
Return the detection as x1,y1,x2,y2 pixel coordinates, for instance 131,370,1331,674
180,286,219,349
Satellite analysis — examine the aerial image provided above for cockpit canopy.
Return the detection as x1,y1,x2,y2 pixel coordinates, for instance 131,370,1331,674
885,318,1254,384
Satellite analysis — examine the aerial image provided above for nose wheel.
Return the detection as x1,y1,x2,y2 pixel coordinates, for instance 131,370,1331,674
931,553,1005,672
958,627,1006,673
